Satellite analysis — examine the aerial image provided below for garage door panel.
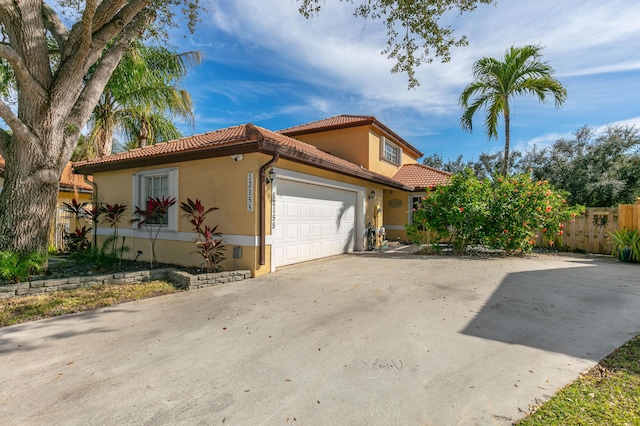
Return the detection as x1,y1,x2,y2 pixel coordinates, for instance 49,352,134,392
273,179,357,267
299,223,311,238
284,223,298,239
299,203,311,218
285,202,299,218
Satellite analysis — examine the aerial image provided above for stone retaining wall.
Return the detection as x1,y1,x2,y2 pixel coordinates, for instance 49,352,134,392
0,269,252,300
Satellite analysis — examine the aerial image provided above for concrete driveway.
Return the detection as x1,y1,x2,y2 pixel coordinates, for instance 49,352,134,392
1,253,639,425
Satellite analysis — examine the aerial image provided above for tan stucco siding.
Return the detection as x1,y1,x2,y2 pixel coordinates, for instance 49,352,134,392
382,188,411,241
367,131,419,177
401,151,419,166
93,156,260,235
90,155,262,273
88,153,387,274
57,190,91,206
288,127,371,169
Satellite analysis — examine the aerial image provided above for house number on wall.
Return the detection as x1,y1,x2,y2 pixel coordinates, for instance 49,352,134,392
247,173,254,212
272,194,276,229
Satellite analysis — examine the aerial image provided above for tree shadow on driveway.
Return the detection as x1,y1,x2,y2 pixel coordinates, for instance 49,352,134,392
0,307,136,354
460,257,640,361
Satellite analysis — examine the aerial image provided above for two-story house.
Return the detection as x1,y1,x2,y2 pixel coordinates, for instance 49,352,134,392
279,115,451,242
73,115,450,276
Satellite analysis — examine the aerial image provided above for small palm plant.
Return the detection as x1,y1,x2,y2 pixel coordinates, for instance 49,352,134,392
180,198,225,273
608,228,640,262
194,225,225,273
101,203,128,252
62,199,90,231
131,196,176,269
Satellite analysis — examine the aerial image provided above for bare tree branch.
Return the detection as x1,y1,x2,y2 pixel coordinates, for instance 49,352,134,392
0,0,16,17
59,0,149,86
0,44,48,99
68,10,154,143
90,0,151,47
41,2,70,48
92,0,127,33
0,98,38,149
79,0,99,56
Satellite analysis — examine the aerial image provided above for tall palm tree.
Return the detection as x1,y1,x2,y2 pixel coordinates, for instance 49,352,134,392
459,45,567,176
86,43,200,158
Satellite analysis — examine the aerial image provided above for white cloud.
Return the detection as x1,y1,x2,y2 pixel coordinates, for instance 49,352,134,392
607,116,640,129
198,0,639,117
181,0,640,160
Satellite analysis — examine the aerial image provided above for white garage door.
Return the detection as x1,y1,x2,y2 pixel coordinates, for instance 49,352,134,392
273,179,357,267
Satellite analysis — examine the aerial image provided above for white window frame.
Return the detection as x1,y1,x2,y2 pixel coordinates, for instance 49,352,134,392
381,136,401,165
132,168,178,231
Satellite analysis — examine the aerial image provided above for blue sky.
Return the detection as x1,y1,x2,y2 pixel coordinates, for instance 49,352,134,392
172,0,640,162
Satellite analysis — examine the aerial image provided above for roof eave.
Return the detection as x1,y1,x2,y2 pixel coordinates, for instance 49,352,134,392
59,186,93,194
280,118,374,137
73,141,260,175
258,140,413,191
71,135,413,191
370,121,423,158
281,117,423,159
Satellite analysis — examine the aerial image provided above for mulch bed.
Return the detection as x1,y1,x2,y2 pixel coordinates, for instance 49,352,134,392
1,256,206,286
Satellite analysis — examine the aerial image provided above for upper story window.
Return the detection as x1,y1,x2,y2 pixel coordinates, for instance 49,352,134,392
132,168,178,230
381,136,401,165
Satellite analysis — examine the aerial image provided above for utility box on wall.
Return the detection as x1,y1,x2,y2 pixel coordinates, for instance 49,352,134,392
233,246,243,259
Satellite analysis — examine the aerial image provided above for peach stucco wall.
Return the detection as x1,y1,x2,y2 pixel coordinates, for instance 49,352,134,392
289,127,370,169
288,125,419,179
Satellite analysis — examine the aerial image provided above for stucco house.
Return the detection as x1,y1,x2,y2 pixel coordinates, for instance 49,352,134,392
73,115,450,276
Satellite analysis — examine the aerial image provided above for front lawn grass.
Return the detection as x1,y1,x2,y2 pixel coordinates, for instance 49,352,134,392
0,281,179,327
518,334,640,425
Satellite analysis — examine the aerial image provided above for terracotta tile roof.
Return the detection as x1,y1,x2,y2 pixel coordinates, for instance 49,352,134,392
60,162,93,192
279,115,376,133
392,163,451,190
0,156,91,192
279,114,423,158
74,124,254,169
73,124,412,190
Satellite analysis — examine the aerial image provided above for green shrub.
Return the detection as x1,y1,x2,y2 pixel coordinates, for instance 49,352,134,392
411,169,585,254
0,251,47,283
608,228,640,262
69,236,130,271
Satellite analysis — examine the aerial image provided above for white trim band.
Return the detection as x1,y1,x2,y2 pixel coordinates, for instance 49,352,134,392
95,228,271,247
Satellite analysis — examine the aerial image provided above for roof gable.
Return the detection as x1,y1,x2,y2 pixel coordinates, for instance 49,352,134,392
279,114,423,158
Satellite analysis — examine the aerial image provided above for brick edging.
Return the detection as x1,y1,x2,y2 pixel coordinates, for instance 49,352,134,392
0,269,252,300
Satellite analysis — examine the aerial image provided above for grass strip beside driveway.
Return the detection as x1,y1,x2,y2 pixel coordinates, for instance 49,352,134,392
518,334,640,424
0,281,179,327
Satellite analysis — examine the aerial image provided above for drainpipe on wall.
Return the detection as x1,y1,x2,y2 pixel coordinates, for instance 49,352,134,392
259,153,279,265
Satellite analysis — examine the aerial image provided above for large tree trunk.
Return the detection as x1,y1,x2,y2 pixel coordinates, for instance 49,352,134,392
0,158,62,254
0,1,155,254
0,114,71,253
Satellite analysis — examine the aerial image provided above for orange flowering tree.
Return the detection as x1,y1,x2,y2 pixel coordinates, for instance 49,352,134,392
410,168,584,254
